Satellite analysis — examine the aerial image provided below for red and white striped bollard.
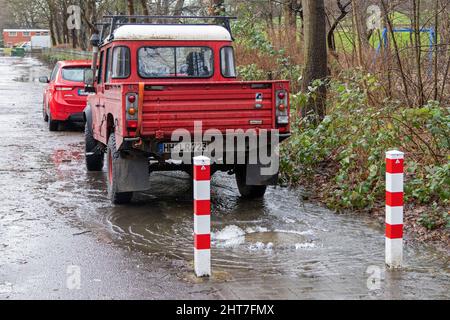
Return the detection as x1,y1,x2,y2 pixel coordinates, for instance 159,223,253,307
193,156,211,277
385,150,404,268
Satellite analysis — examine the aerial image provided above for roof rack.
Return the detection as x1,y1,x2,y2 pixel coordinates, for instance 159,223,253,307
96,15,237,45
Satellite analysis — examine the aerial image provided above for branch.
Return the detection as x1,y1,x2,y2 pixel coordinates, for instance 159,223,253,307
327,0,352,52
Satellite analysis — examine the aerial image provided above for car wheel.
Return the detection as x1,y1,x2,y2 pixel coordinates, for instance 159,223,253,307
48,113,59,132
43,102,48,122
235,166,267,199
107,133,133,205
85,122,104,172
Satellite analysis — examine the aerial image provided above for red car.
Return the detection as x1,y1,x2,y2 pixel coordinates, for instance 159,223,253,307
40,60,91,131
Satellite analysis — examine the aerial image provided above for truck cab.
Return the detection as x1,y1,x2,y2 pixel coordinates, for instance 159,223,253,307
84,16,290,204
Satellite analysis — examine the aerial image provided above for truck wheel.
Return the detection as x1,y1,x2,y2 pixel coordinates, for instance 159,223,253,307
48,114,59,132
85,123,104,172
107,133,133,205
235,166,267,199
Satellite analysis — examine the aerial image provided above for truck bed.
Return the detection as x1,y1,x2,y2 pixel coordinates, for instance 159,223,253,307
139,81,288,136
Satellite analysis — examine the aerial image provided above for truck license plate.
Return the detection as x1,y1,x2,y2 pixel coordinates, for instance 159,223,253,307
159,142,208,154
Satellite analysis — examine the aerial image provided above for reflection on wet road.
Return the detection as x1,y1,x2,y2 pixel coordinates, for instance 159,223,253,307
0,56,448,299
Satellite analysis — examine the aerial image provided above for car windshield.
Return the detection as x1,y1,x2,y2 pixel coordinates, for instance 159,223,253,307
61,67,90,82
138,47,213,78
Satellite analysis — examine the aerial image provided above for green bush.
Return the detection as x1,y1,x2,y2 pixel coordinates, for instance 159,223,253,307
280,72,450,211
236,64,267,81
39,52,85,66
418,205,449,230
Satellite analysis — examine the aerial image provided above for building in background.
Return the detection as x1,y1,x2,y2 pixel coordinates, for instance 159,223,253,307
2,29,50,47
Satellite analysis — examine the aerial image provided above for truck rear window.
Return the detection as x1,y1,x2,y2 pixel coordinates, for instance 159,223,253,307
61,67,90,82
138,47,213,78
221,47,236,78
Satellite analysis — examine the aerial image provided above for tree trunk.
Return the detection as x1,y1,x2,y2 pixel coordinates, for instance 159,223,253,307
71,29,77,49
128,0,136,22
353,0,371,48
439,1,450,60
433,0,439,100
284,0,298,47
173,0,185,16
48,14,57,46
138,0,150,23
54,18,62,45
301,0,328,122
61,1,69,44
266,0,275,41
163,0,170,15
209,0,225,15
413,0,425,106
278,13,282,46
156,0,162,15
140,0,149,15
352,1,364,67
128,0,135,15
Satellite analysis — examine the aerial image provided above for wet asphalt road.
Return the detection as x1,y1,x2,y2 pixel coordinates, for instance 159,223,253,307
0,56,449,300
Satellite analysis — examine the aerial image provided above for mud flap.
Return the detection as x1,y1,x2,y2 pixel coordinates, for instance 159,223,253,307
245,164,278,186
114,154,150,193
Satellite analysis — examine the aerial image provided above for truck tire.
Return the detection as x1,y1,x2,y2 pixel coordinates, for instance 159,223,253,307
107,133,133,205
85,123,104,172
235,166,267,199
48,113,59,132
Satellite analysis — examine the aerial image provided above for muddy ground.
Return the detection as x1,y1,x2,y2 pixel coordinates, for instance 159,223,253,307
0,56,448,300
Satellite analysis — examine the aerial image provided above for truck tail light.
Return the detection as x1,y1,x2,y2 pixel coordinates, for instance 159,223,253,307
275,90,289,127
127,120,138,129
128,108,136,116
126,93,138,119
128,95,136,103
126,93,139,132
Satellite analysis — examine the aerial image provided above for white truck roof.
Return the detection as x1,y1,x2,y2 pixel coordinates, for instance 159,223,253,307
113,25,232,41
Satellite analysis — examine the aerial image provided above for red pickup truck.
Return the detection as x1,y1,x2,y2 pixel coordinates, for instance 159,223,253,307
83,16,290,204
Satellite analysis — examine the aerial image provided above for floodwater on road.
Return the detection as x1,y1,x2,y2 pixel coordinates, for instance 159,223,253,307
0,55,448,299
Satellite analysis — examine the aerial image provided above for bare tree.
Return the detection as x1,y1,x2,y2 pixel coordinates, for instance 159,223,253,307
285,0,298,46
380,0,412,107
173,0,185,16
352,0,363,67
128,0,135,15
140,0,150,16
301,0,328,122
327,0,352,52
412,0,425,106
209,0,225,15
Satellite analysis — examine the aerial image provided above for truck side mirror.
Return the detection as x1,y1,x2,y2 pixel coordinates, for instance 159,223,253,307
90,33,100,48
39,76,49,83
84,69,95,86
